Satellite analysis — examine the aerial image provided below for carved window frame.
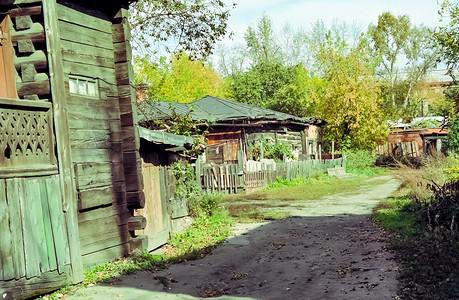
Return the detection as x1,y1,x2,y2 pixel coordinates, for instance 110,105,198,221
0,99,58,178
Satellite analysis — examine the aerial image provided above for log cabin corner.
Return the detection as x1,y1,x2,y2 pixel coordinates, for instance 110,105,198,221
0,0,145,298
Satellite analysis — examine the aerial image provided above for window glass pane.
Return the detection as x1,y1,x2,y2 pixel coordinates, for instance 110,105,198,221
69,78,78,94
78,80,87,95
87,81,96,96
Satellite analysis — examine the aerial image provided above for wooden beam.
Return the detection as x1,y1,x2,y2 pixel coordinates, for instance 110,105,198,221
127,215,147,231
42,0,83,284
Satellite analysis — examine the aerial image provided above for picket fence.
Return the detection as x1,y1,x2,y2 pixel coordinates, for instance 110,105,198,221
197,156,346,194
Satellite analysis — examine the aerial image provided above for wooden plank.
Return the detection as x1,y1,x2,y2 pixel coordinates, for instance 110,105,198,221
0,265,72,300
14,50,47,71
16,72,50,97
0,179,15,280
81,243,129,269
5,179,25,280
21,178,40,278
77,204,129,224
45,175,71,274
79,219,130,255
57,3,112,33
40,178,58,272
9,6,42,19
127,216,146,231
61,40,115,69
71,147,123,164
43,0,83,283
27,178,50,273
135,165,169,251
78,186,118,210
113,40,132,63
74,162,112,190
10,22,45,44
59,20,114,50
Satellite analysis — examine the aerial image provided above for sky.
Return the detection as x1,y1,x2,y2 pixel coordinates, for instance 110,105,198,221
218,0,443,46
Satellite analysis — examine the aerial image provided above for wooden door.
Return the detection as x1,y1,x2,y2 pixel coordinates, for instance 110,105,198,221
135,164,171,251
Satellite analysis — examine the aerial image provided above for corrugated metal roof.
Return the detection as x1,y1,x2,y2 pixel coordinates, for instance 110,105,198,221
138,96,317,124
139,127,193,148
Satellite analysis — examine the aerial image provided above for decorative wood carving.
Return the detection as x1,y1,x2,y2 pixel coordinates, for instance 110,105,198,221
0,98,57,175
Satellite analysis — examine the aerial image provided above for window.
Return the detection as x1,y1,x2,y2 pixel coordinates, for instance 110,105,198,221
69,76,98,97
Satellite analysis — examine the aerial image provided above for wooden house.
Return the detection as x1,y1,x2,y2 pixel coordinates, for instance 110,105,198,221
0,0,145,298
376,128,448,156
138,96,324,164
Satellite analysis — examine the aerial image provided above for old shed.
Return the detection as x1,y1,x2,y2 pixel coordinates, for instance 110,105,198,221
139,96,324,164
0,0,144,298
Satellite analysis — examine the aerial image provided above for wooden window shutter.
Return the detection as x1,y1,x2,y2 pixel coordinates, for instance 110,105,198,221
0,15,18,98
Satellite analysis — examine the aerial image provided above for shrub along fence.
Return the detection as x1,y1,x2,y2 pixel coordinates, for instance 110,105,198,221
196,153,346,194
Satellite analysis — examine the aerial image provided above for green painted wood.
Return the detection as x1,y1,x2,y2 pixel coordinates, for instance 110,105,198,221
74,162,113,190
78,186,117,210
79,219,130,255
20,178,40,279
61,40,115,69
40,177,58,272
81,243,129,269
77,202,129,223
57,3,112,33
58,20,113,50
0,179,15,281
27,178,50,273
5,179,26,280
0,265,72,300
45,175,70,274
43,0,83,282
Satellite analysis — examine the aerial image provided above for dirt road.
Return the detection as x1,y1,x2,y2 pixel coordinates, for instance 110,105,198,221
68,176,400,300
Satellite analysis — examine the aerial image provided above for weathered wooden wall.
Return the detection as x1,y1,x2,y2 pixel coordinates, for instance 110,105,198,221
55,1,135,268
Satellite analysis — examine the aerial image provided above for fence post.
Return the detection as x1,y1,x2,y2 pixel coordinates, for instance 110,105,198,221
195,156,202,190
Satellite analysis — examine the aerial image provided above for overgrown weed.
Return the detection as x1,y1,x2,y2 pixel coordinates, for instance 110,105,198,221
373,152,459,299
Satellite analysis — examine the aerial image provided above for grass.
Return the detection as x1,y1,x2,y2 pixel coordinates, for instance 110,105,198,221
372,189,459,299
224,170,390,223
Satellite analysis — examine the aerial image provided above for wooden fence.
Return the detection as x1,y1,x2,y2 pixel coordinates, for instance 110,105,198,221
198,156,346,194
375,141,420,157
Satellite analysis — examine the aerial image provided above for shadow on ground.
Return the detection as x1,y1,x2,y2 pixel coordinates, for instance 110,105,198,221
67,177,400,300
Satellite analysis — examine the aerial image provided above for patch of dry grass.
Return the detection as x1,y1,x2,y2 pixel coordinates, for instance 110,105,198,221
393,151,451,202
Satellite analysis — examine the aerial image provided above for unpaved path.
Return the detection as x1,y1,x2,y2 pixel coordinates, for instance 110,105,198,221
68,176,400,300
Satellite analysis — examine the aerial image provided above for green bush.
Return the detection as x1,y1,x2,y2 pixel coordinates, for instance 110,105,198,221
249,140,294,162
344,149,383,176
187,192,223,218
444,117,459,153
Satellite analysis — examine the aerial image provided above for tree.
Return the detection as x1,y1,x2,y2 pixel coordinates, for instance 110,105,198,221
434,1,459,116
435,0,459,78
244,15,283,66
367,12,439,120
312,35,388,150
130,0,236,59
134,52,232,103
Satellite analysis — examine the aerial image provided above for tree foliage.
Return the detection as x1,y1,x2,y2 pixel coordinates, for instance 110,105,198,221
130,0,236,58
312,35,388,150
367,12,439,120
435,1,459,116
134,52,231,103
